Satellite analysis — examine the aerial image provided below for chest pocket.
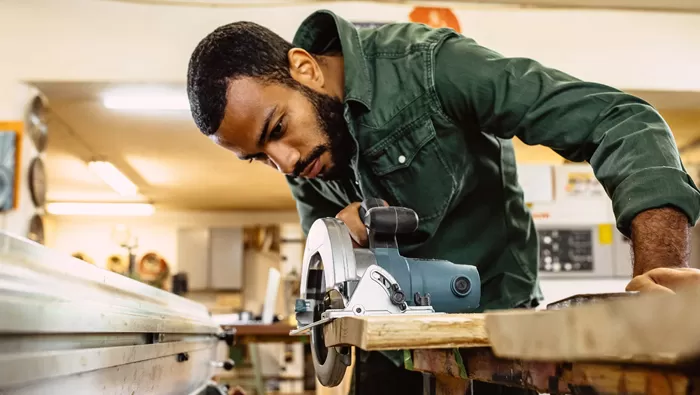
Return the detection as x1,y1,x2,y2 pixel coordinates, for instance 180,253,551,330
364,116,456,223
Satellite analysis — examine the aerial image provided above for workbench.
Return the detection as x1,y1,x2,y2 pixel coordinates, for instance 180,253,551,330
321,286,700,395
218,323,308,395
224,323,305,345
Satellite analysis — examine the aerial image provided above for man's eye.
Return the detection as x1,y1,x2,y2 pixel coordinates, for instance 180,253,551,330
248,154,266,163
270,120,284,139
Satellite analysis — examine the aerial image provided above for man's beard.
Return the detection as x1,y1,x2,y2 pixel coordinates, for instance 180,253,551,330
292,85,355,181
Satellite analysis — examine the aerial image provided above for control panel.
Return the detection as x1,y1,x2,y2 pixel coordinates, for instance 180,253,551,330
538,229,594,273
536,225,614,278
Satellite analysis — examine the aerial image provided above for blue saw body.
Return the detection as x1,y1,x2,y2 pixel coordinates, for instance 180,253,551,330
373,247,481,313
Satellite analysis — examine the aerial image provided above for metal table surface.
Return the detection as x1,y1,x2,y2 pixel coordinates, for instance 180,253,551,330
0,231,230,395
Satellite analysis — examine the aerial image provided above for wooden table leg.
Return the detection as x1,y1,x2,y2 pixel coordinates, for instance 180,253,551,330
248,343,265,395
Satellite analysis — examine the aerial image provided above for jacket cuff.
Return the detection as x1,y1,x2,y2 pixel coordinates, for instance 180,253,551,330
612,166,700,237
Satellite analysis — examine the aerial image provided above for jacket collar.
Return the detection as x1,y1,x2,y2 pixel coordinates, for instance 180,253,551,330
293,10,373,110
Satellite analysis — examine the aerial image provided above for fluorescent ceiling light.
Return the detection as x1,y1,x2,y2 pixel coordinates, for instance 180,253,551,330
46,202,155,216
103,91,190,111
88,161,138,196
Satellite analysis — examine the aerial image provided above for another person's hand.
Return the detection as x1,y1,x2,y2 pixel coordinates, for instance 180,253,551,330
625,267,700,294
336,200,388,247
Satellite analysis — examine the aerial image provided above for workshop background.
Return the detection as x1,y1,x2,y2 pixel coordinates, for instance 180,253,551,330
0,0,699,394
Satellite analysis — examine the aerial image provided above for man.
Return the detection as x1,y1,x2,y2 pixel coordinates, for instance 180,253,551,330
187,10,700,394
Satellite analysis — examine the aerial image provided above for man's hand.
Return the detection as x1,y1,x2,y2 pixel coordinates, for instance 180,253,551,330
626,267,700,294
626,206,699,294
336,200,389,248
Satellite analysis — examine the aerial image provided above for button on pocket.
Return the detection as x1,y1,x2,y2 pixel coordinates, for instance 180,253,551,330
365,117,456,222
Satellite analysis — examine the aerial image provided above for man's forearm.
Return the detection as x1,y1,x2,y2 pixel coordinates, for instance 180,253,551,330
630,207,692,276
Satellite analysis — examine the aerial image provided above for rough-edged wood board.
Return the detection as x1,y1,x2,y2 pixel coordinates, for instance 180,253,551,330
409,348,700,395
323,313,488,351
485,285,700,364
434,375,470,395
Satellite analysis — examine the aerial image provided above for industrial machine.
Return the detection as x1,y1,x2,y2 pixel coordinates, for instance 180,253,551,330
291,198,481,387
0,231,235,394
522,164,633,279
534,223,632,278
517,164,635,306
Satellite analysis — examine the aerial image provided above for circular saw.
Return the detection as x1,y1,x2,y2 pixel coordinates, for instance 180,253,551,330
291,198,481,387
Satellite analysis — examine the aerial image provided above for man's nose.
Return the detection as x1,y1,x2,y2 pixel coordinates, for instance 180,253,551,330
266,142,299,175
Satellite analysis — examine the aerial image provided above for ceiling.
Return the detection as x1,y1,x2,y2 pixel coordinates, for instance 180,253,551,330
109,0,700,14
451,0,700,13
35,82,700,211
38,82,295,211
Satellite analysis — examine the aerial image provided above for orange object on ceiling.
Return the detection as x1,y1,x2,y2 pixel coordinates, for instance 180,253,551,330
409,6,461,33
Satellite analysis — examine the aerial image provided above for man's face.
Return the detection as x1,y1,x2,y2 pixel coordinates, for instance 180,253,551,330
211,76,353,181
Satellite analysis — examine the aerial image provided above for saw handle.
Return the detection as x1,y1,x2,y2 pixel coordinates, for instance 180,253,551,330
358,198,386,218
359,198,419,235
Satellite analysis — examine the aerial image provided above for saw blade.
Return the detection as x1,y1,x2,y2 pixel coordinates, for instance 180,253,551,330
298,218,359,387
311,289,351,387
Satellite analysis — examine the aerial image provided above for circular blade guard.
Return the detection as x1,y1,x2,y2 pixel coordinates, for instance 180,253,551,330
301,219,356,387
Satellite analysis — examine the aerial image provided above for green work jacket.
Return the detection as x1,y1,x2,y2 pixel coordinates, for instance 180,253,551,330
287,10,700,314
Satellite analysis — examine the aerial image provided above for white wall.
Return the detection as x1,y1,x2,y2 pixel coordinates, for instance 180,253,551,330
47,210,300,322
47,210,299,273
0,0,699,91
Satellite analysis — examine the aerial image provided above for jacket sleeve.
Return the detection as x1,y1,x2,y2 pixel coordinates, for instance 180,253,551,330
432,33,700,236
285,176,346,237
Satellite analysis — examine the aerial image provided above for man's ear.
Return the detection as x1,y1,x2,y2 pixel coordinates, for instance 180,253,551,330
288,48,324,88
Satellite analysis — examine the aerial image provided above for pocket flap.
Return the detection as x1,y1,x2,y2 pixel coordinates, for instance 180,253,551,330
365,118,437,176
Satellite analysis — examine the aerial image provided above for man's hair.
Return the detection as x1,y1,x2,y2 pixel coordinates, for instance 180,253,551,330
187,21,294,136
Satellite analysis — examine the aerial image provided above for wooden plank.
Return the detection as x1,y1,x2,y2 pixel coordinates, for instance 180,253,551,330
323,313,488,351
434,375,470,395
224,324,308,344
315,289,700,394
226,323,297,336
409,348,699,395
323,287,700,364
485,285,700,364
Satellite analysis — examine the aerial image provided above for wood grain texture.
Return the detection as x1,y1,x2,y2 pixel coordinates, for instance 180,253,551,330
322,313,489,351
410,347,698,395
411,348,557,393
485,285,700,364
434,375,470,395
225,323,296,336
